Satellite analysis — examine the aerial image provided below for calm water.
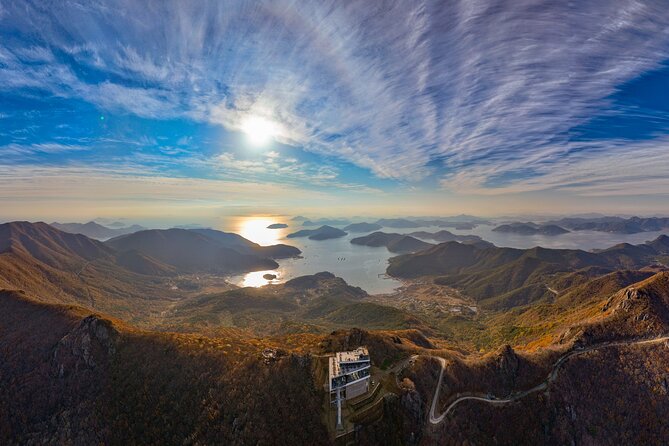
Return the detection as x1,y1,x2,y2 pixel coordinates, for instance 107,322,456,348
222,216,669,295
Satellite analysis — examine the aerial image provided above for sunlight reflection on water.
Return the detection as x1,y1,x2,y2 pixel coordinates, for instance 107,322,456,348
239,270,281,287
221,217,669,294
232,216,288,246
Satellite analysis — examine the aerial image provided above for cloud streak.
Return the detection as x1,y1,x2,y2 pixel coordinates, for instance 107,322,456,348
1,0,669,201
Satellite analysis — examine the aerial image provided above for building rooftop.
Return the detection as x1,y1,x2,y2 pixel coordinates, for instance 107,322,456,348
329,347,370,388
335,347,369,364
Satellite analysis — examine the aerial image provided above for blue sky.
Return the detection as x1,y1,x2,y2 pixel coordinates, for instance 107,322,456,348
1,0,669,222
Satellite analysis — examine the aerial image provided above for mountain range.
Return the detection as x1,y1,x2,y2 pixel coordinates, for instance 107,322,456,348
388,235,669,309
2,220,669,444
50,221,146,240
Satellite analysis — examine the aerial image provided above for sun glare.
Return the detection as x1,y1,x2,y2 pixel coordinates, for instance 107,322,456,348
241,115,278,146
237,217,282,246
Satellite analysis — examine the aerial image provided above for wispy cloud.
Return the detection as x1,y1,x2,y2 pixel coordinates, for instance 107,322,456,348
441,137,669,197
2,143,89,156
1,0,669,200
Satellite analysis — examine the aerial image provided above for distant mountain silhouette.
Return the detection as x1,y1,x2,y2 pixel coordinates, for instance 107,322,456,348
492,222,569,235
301,218,350,227
51,221,146,240
343,222,382,233
375,218,422,228
1,221,113,269
409,229,484,243
286,225,347,240
546,216,669,234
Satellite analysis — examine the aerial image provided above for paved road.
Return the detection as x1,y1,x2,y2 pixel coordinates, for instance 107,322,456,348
427,334,669,425
546,285,559,296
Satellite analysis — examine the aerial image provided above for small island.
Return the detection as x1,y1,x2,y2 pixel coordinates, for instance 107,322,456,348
267,223,288,229
263,273,277,280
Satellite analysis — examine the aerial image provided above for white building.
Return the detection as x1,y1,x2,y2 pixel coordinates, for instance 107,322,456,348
328,347,371,429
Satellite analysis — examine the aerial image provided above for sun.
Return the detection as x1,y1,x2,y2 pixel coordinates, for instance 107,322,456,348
241,115,278,146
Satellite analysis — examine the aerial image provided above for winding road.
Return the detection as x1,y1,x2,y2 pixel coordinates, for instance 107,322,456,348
427,334,669,425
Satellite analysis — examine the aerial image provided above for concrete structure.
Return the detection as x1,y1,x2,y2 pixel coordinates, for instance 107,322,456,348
328,347,371,429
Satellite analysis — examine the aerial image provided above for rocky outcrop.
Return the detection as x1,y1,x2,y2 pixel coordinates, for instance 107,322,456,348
400,379,423,422
497,344,520,376
52,315,118,378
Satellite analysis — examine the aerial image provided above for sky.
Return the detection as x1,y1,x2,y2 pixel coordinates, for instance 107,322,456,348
1,0,669,224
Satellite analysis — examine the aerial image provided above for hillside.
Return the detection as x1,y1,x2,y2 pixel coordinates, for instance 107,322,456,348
161,272,428,336
190,228,300,258
106,228,281,274
0,222,192,321
1,221,114,269
387,236,669,309
0,290,330,445
114,249,177,276
406,272,669,445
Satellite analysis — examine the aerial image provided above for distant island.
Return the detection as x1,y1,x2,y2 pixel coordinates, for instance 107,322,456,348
374,216,489,229
375,218,422,228
302,218,350,227
343,222,382,233
492,222,570,236
267,223,288,229
409,229,484,243
286,225,347,240
546,216,669,234
350,232,433,253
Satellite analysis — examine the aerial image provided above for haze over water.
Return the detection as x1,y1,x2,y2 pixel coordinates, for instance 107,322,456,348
223,216,669,294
